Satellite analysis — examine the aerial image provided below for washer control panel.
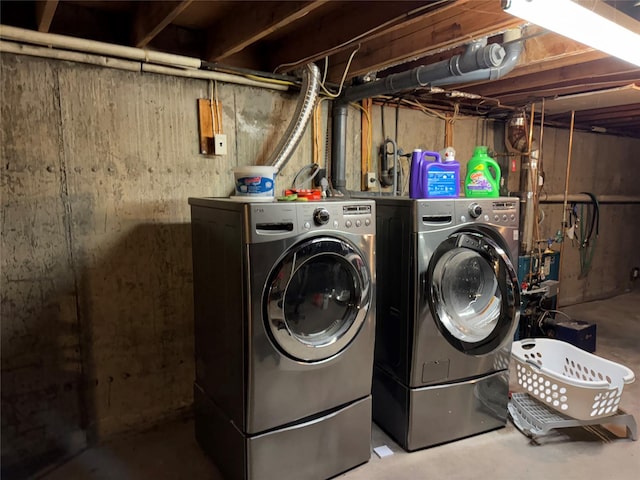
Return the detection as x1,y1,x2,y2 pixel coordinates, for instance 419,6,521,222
457,199,518,225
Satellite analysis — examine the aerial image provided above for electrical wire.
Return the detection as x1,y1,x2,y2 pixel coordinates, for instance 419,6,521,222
393,97,449,120
536,308,572,335
314,46,360,99
291,163,321,188
272,0,449,73
350,102,373,172
245,74,295,86
208,79,222,134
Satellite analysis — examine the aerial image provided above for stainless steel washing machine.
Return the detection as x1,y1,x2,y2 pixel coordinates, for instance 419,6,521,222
372,197,520,451
188,198,376,480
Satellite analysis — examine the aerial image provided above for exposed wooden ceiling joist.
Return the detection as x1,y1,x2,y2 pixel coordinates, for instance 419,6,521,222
497,80,640,105
465,57,640,98
205,1,330,62
1,0,639,136
325,0,523,82
132,0,193,48
538,84,640,115
548,103,640,121
35,0,58,33
265,1,429,73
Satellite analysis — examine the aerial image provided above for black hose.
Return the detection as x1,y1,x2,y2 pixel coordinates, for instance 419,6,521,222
580,192,599,244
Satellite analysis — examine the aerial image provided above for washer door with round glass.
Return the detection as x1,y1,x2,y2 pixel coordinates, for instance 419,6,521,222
264,236,371,362
427,228,520,355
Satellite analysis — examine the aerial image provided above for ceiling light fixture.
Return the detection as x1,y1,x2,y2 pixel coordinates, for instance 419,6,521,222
502,0,640,67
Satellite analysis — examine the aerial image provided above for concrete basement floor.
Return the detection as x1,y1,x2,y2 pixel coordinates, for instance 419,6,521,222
40,291,640,480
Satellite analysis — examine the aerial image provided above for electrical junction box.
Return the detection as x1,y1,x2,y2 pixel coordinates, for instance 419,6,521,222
365,172,377,190
214,134,228,155
554,320,597,353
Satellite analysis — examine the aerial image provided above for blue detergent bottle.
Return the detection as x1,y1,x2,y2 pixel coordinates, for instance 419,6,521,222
409,149,460,199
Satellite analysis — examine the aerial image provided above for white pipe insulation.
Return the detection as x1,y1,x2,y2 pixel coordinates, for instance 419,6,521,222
0,40,141,72
0,24,200,68
0,25,290,91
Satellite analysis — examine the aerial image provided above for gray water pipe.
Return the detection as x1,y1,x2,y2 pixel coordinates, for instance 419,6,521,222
431,29,523,86
331,28,522,193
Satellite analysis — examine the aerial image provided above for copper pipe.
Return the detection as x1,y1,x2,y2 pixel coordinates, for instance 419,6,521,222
558,110,576,308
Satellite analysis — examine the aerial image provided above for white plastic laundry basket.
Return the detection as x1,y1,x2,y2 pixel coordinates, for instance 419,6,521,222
512,338,635,421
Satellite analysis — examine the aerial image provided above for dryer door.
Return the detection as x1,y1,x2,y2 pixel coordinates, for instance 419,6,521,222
264,236,371,362
427,228,520,355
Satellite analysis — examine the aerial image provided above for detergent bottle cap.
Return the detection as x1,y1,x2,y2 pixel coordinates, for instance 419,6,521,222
442,146,456,162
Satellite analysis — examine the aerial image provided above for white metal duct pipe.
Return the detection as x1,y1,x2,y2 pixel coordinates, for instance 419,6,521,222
267,63,320,173
0,24,201,69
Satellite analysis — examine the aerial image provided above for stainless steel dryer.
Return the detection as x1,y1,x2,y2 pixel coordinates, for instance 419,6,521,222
372,197,520,451
188,198,376,480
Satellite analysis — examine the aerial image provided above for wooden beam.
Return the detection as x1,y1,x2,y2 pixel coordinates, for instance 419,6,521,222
577,116,640,128
35,0,59,33
575,0,640,34
465,58,640,97
132,1,193,48
496,80,640,105
206,1,330,62
547,104,640,122
361,98,372,190
267,1,430,72
325,0,523,82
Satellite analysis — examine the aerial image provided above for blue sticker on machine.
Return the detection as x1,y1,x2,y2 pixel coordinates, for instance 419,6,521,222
236,176,274,194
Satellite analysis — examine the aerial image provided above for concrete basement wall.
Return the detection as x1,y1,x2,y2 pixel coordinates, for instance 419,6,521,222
0,53,360,476
529,126,640,305
2,52,639,476
366,105,640,304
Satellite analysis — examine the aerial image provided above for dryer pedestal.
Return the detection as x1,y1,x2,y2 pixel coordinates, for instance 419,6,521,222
195,385,372,480
372,367,508,451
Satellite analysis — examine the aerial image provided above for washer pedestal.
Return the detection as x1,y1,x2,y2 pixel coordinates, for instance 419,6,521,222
373,367,508,451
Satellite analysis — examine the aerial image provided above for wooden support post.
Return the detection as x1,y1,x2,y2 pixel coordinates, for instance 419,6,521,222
361,98,372,191
197,99,214,155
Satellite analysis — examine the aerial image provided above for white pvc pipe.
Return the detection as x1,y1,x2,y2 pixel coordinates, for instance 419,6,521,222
0,24,200,69
142,64,289,91
0,41,141,72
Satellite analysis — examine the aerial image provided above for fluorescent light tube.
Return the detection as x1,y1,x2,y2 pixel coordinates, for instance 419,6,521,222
503,0,640,67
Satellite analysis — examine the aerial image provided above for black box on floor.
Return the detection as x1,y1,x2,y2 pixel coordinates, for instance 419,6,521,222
554,320,597,353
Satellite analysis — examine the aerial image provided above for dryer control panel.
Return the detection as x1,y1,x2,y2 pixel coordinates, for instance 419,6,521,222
247,200,375,243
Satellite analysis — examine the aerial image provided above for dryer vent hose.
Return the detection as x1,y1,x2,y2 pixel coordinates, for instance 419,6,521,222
268,63,320,174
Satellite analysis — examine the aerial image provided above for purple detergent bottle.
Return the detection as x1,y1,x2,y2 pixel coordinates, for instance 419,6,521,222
410,149,460,199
